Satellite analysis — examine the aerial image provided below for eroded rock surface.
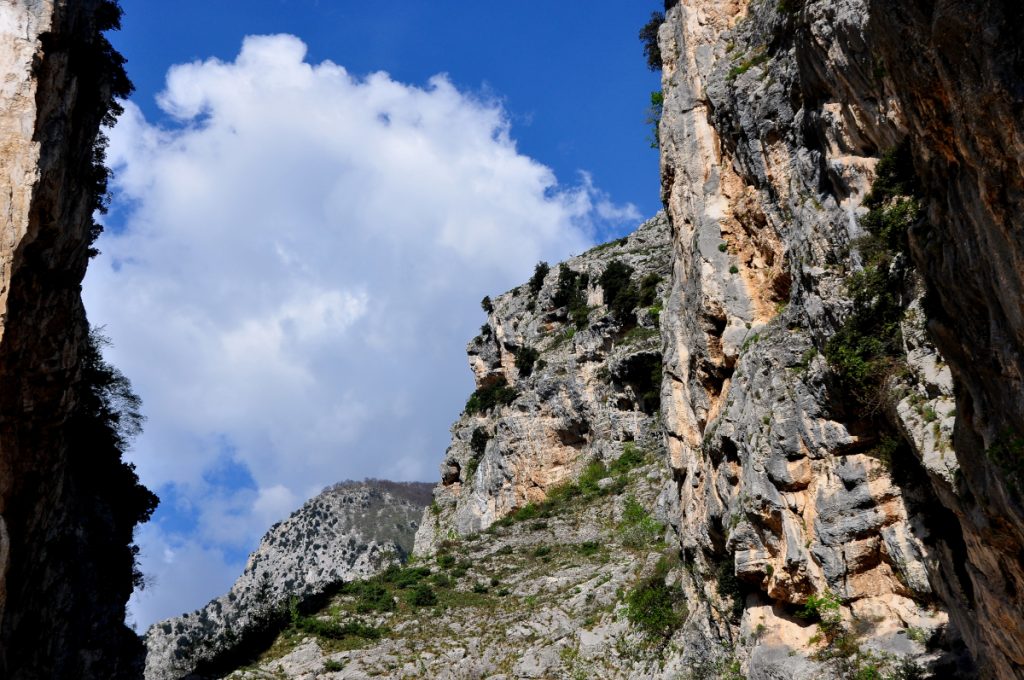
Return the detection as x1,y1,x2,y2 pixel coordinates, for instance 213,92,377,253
656,0,1021,676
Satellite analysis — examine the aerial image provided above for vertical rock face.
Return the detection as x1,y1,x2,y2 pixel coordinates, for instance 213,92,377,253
657,0,1022,676
416,215,673,553
0,1,153,678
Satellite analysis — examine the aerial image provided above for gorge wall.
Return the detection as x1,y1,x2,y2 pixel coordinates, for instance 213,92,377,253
655,0,1022,676
0,1,155,678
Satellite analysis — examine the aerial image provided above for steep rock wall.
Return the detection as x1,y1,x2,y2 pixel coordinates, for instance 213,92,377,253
0,1,153,678
657,0,1021,676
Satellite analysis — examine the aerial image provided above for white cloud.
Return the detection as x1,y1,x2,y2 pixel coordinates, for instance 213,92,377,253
86,34,641,628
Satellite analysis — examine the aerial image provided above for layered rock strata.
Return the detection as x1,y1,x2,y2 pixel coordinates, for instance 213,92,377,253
656,0,1022,676
0,1,154,678
144,481,432,680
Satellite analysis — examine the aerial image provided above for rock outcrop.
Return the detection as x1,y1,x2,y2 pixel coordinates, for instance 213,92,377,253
416,214,673,552
0,2,156,678
143,480,432,680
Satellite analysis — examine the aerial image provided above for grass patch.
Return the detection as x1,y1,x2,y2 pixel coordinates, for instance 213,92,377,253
618,496,664,549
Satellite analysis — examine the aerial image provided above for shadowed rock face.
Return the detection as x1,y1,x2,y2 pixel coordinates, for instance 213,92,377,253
868,2,1024,671
657,0,1023,676
0,1,154,678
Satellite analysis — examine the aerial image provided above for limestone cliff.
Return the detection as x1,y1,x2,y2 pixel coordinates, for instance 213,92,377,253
416,213,673,552
0,1,156,678
656,0,1022,677
143,481,431,680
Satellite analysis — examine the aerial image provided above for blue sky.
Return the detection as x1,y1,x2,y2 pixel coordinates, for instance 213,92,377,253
92,1,663,629
114,0,662,219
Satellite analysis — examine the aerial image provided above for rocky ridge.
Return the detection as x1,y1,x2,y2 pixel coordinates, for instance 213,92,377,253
144,481,432,680
210,212,948,678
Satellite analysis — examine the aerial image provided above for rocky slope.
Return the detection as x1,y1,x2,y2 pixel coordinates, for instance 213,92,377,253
0,2,156,678
223,454,682,680
655,0,1022,677
144,481,432,680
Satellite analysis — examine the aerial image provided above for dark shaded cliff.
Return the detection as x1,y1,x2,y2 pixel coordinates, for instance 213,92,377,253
0,1,157,678
870,2,1024,670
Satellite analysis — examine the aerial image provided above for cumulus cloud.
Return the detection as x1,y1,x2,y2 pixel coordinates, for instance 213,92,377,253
85,34,641,627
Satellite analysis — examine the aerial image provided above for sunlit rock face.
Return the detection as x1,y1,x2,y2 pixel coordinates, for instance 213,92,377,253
416,213,673,553
657,0,1022,676
0,1,153,678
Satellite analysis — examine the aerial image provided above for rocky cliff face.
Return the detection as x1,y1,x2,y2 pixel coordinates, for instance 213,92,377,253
0,1,155,678
416,214,673,552
656,0,1022,676
144,481,431,680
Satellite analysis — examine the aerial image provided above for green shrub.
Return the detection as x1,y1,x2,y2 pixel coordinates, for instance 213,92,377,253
437,554,456,569
552,264,591,329
481,296,493,313
324,659,345,671
470,427,490,456
618,497,664,548
638,273,662,307
381,565,431,589
727,50,770,81
988,430,1024,496
600,260,640,325
294,615,383,641
645,90,664,148
825,142,920,409
405,583,437,607
349,582,395,613
610,442,647,473
639,11,665,71
465,377,519,414
529,261,550,296
625,557,686,640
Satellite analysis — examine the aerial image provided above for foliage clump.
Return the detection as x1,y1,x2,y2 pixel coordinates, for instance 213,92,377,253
465,377,519,415
625,555,686,641
618,496,664,548
514,345,541,377
552,264,591,329
528,261,550,297
71,330,159,591
600,260,641,325
639,12,665,71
